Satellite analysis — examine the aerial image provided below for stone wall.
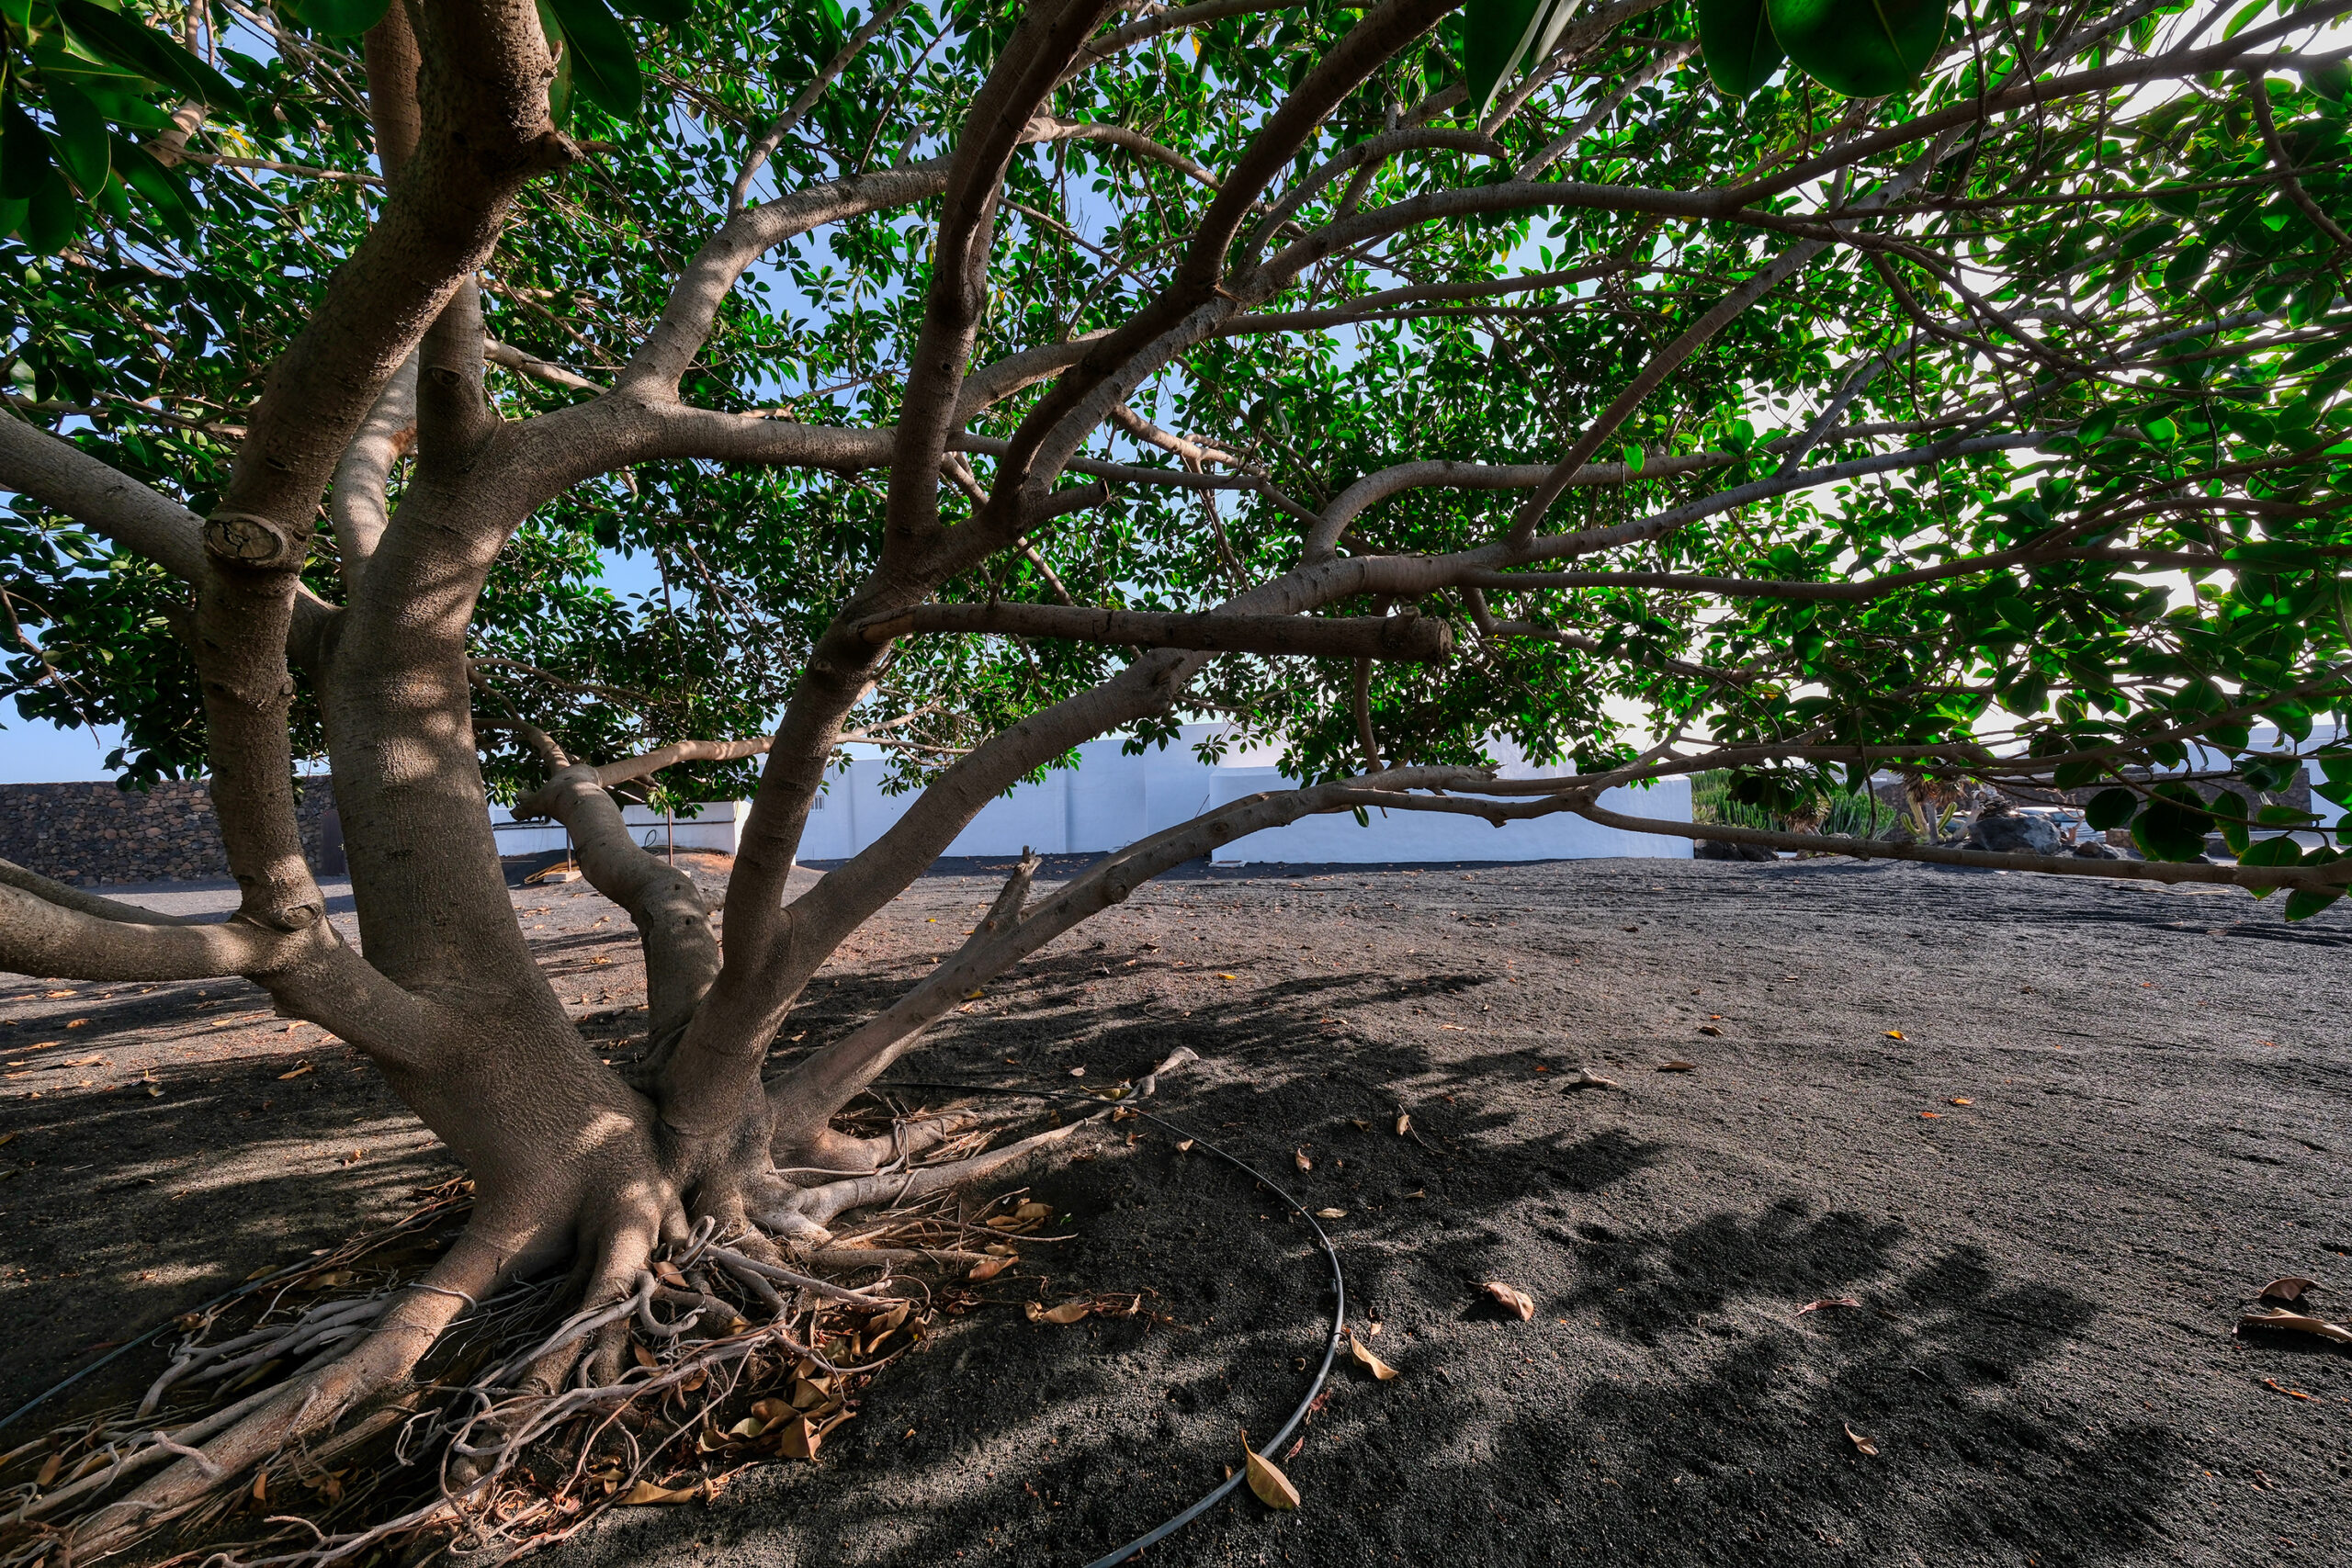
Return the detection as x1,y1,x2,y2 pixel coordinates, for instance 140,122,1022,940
0,778,340,887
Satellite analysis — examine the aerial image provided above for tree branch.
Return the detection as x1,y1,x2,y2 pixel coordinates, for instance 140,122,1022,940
848,602,1455,661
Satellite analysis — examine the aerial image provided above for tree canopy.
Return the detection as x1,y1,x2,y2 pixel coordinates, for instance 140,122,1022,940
6,0,2352,1554
6,0,2351,905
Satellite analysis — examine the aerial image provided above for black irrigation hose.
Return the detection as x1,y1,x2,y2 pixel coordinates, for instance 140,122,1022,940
0,1258,332,1439
3,1087,1344,1568
873,1079,1346,1568
0,1199,466,1439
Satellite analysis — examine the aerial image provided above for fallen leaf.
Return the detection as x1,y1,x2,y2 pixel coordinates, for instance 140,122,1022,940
632,1344,658,1371
1348,1333,1399,1381
1395,1113,1412,1136
1315,1207,1347,1220
1797,1297,1863,1316
1013,1201,1054,1220
44,989,74,998
1883,1030,1905,1040
2262,1378,2314,1401
277,1062,314,1081
1069,1066,1086,1077
654,1260,687,1288
727,1416,766,1439
1026,1299,1091,1325
965,987,985,1000
969,1256,1013,1281
1949,1097,1973,1106
2258,1277,2318,1303
2237,1308,2352,1345
36,1451,62,1488
0,1132,14,1148
1175,1138,1195,1153
1657,1060,1696,1073
1283,1435,1305,1461
789,1376,831,1410
1697,1024,1722,1037
1843,1423,1878,1456
1218,973,1236,980
1919,1111,1942,1119
1294,1148,1312,1172
1245,1449,1301,1509
1564,1067,1621,1090
776,1416,825,1461
1483,1281,1535,1321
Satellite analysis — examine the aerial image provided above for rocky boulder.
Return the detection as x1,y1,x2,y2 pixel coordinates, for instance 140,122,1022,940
1969,809,2062,855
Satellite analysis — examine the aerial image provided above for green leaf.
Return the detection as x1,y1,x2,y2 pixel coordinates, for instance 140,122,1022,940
2209,789,2248,853
2132,783,2212,863
1,95,52,202
2085,787,2137,830
21,164,86,255
2240,834,2304,866
1699,0,1784,99
2282,886,2342,922
2301,60,2352,103
111,135,196,245
54,0,251,117
545,0,642,119
2050,760,2100,790
1460,0,1578,118
285,0,395,37
1621,444,1644,474
2255,804,2316,827
44,79,111,197
1766,0,1948,99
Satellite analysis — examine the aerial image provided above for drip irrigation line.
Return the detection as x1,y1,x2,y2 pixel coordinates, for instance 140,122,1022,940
872,1077,1346,1568
0,1201,462,1439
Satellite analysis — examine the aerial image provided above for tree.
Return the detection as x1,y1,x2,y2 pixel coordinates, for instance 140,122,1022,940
5,0,2352,1552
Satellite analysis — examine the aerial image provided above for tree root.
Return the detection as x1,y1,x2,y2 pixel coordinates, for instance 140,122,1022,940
0,1057,1194,1568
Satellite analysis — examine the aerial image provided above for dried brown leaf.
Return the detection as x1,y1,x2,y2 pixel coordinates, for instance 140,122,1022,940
1796,1297,1863,1316
1657,1060,1696,1073
789,1376,831,1410
35,1452,61,1488
776,1416,823,1461
653,1260,687,1288
2238,1308,2352,1345
1843,1423,1878,1456
1949,1097,1973,1106
2258,1276,2319,1303
1043,1300,1091,1325
1315,1207,1348,1220
1175,1138,1195,1153
1483,1281,1535,1320
1245,1449,1301,1509
631,1343,658,1371
968,1256,1013,1281
1013,1201,1054,1220
1348,1333,1399,1381
276,1063,313,1081
1294,1148,1312,1172
1697,1024,1722,1037
1564,1068,1621,1090
1394,1113,1412,1136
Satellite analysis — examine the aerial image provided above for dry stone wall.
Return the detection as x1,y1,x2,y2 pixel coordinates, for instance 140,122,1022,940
0,778,340,886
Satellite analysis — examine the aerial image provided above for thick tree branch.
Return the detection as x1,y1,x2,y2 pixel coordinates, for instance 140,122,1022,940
849,602,1455,661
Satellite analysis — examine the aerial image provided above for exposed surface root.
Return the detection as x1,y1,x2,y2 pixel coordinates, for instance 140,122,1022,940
0,1061,1190,1568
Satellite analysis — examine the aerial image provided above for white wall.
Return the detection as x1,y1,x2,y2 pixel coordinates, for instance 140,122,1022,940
491,799,752,859
490,727,1693,866
781,725,1690,864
